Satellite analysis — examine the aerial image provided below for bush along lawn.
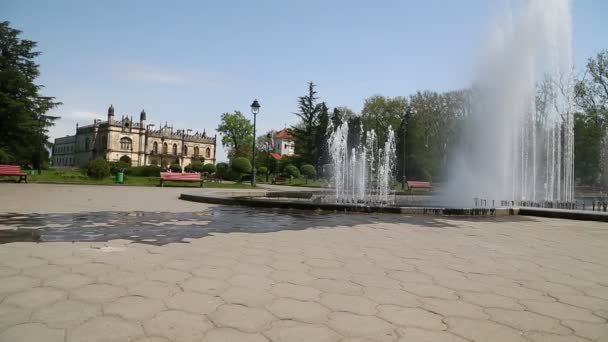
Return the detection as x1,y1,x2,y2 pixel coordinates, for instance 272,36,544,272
7,168,254,188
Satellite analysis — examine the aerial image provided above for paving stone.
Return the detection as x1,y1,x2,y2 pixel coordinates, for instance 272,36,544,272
204,328,269,342
45,273,95,289
267,298,330,324
269,270,315,284
128,280,179,299
0,275,40,295
146,268,191,283
71,263,118,277
265,320,341,342
191,265,234,280
144,310,212,342
364,287,420,307
308,267,352,281
104,295,165,320
562,320,608,341
401,283,457,299
328,312,396,340
0,322,64,342
32,299,100,328
310,279,364,295
71,284,126,303
165,291,223,314
210,304,274,333
132,338,171,342
397,327,470,342
377,305,446,330
484,308,572,335
523,332,590,342
445,317,527,342
98,270,146,287
0,304,30,332
21,264,69,279
351,274,402,290
69,316,144,342
4,286,66,309
420,298,489,319
271,283,321,301
459,291,524,310
220,286,274,307
228,274,274,290
521,299,605,323
321,293,378,315
180,277,228,295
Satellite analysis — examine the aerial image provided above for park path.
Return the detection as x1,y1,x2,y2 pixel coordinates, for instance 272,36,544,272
0,183,607,341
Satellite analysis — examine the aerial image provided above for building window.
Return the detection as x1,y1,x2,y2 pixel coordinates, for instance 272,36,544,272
172,144,178,155
101,136,107,150
153,142,158,154
183,145,188,156
120,137,132,150
194,146,199,157
206,147,211,158
85,138,90,150
162,142,168,154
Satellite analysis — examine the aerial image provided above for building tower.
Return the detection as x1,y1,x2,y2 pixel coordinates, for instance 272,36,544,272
140,109,146,128
107,104,114,122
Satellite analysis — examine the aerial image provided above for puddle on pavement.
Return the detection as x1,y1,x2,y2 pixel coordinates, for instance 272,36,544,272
0,207,531,245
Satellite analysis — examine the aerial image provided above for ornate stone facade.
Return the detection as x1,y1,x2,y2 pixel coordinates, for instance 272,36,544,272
52,105,216,168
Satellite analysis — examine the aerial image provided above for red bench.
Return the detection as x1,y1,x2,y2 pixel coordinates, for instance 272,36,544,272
272,176,288,185
160,172,203,187
0,165,27,183
407,180,432,191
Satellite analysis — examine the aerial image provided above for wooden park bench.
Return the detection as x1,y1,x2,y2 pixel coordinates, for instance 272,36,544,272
272,176,289,185
407,180,432,191
160,172,203,187
0,165,27,183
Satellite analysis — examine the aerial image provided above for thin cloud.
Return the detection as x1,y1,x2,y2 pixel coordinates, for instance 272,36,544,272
116,64,190,85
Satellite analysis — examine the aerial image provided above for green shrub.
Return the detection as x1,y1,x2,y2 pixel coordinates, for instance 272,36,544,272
257,166,268,175
109,161,131,175
216,162,229,179
201,163,216,174
230,157,252,175
185,161,204,173
300,164,316,178
84,158,111,179
130,165,161,177
284,164,301,178
169,163,182,172
224,168,242,181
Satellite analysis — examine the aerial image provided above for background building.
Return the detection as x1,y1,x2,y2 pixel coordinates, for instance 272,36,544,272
53,105,216,168
269,128,295,161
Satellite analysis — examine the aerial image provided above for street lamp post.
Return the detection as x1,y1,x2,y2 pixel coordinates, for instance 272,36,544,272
250,99,261,187
266,133,272,182
401,107,416,190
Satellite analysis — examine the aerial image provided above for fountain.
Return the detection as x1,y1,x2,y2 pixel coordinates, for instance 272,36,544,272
326,122,396,206
445,0,575,206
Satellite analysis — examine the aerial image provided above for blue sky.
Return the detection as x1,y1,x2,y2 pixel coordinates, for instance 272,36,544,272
3,0,606,161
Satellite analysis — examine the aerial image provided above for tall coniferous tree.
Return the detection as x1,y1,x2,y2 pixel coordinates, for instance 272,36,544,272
292,82,322,164
0,21,61,167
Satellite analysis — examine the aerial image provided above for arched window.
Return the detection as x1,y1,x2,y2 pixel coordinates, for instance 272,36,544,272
120,137,132,150
85,138,90,150
183,145,188,156
206,147,211,158
162,142,168,154
153,141,158,154
172,144,178,155
194,146,199,157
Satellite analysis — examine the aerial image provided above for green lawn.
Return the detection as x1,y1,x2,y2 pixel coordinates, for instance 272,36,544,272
1,169,254,188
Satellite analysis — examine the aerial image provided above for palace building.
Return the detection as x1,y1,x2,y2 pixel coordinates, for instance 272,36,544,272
52,105,216,168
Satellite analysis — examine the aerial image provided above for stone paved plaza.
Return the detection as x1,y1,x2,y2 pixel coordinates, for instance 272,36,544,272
0,184,607,341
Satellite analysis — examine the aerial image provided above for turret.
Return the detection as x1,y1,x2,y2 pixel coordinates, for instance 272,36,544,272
140,109,146,127
107,104,114,121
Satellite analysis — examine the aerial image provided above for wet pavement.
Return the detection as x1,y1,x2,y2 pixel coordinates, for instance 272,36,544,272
0,207,533,245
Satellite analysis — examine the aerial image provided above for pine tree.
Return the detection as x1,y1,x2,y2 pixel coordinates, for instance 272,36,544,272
292,82,322,164
0,21,61,168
